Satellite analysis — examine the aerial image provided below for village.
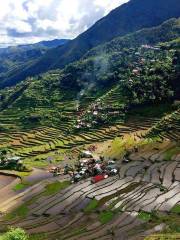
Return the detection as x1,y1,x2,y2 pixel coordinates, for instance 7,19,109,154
49,148,121,184
0,145,122,185
73,44,168,131
75,98,126,130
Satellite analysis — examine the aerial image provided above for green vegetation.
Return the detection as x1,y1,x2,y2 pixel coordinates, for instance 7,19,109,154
0,228,29,240
127,103,175,119
147,211,180,234
171,204,180,214
138,211,153,221
84,199,99,213
0,19,179,134
4,204,29,221
164,147,180,161
13,183,30,192
99,210,114,224
147,109,180,139
144,234,180,240
0,6,179,240
43,181,70,196
4,181,71,221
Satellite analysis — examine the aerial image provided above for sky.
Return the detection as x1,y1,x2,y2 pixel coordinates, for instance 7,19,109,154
0,0,129,47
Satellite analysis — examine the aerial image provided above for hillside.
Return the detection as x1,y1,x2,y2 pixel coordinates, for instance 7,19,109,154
0,10,179,240
1,0,180,89
0,18,179,132
0,39,69,89
0,104,179,240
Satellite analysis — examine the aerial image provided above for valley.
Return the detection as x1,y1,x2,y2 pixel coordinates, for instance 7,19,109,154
0,1,179,239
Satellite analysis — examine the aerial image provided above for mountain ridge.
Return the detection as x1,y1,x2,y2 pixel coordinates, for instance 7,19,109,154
0,0,180,89
0,39,70,88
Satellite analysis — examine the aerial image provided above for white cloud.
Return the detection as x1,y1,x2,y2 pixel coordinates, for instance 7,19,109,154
0,0,129,47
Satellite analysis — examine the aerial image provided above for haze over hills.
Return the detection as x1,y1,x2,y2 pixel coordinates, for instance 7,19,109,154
0,0,180,89
0,39,69,88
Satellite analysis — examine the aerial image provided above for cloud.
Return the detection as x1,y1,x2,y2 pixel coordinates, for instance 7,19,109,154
0,0,129,47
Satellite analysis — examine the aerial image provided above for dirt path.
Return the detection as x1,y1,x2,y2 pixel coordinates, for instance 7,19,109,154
0,175,17,189
24,168,53,184
0,174,20,204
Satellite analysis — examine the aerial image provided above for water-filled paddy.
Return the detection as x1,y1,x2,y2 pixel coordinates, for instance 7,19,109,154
0,174,17,190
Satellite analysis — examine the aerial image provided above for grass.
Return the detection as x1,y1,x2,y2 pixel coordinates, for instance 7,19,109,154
104,134,157,160
5,181,71,221
164,147,180,161
104,135,136,159
138,211,152,221
99,210,114,224
13,183,29,191
84,199,99,213
171,204,180,214
144,234,180,240
43,180,70,196
4,204,29,221
0,170,31,178
12,171,31,178
148,212,180,234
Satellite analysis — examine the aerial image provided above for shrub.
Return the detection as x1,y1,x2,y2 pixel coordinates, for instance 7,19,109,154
0,228,29,240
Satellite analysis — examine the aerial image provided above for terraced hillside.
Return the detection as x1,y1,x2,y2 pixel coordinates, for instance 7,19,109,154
1,101,172,169
1,19,180,126
0,112,179,240
147,109,180,141
0,17,179,240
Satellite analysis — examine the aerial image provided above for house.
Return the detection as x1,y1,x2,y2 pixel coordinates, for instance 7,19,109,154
93,111,98,116
7,156,21,163
132,69,140,75
108,111,120,116
81,151,93,158
135,52,140,56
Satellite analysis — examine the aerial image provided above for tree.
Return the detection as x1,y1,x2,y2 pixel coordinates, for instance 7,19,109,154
0,228,29,240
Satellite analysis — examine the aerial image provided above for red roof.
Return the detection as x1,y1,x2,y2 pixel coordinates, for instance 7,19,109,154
91,174,107,183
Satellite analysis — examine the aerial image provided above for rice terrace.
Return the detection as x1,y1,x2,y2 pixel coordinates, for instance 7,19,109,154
0,0,180,240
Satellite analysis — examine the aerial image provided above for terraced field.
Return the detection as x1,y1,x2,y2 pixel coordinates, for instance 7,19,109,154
0,90,179,240
0,114,160,167
0,107,179,239
0,143,179,240
147,109,180,142
0,88,166,167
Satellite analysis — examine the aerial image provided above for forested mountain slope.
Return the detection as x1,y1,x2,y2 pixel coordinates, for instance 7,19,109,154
0,19,179,131
1,0,180,89
0,39,69,89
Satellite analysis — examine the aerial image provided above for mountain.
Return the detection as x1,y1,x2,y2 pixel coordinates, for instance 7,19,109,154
0,39,69,88
85,18,180,57
0,18,179,131
1,0,180,89
18,39,69,48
